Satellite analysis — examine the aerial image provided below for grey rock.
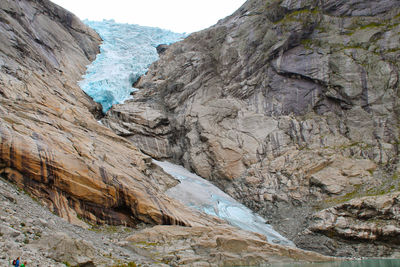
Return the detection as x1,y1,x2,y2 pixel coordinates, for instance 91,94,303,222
156,44,169,56
34,232,96,266
307,192,400,253
36,218,49,228
0,225,20,238
320,0,400,16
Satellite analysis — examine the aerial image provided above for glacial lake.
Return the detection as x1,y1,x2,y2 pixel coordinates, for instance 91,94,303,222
269,259,400,267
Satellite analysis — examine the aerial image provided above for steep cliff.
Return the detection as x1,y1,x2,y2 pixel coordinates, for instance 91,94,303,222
103,0,400,257
0,0,216,228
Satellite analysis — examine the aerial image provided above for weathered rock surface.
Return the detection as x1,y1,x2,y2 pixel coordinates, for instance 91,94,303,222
0,0,217,229
103,0,400,257
310,192,400,246
35,232,96,266
127,225,332,267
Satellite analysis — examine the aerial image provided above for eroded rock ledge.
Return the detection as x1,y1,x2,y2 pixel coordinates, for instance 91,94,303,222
103,0,400,257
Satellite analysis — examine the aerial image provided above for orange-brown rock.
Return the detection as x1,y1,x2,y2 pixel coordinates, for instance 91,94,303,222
0,0,215,228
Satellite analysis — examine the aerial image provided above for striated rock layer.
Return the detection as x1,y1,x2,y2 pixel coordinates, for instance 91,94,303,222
103,0,400,257
0,0,216,229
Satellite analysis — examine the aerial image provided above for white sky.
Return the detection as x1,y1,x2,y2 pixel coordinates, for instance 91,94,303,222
50,0,246,33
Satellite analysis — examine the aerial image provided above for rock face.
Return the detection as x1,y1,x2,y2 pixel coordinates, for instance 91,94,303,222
35,232,96,267
0,0,216,229
306,192,400,257
103,0,400,257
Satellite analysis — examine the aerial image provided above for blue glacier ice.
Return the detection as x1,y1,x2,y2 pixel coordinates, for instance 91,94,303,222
153,160,295,247
79,20,186,113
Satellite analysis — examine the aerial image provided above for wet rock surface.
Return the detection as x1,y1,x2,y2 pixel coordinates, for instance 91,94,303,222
103,0,400,257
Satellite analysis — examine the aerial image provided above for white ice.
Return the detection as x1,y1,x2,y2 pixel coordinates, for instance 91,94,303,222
154,160,295,247
79,20,186,113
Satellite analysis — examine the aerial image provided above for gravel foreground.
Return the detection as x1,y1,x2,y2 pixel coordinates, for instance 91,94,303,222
0,177,164,267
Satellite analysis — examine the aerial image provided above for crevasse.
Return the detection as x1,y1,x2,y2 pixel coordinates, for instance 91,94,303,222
79,20,186,113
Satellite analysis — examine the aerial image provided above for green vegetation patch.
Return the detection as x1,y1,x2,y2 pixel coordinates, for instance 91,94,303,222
136,241,158,246
274,8,320,25
359,22,383,30
112,262,137,267
316,173,400,210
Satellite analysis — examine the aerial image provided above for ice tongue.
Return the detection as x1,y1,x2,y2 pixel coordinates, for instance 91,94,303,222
153,159,295,247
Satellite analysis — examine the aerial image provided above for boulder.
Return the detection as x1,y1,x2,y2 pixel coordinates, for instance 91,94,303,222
34,232,95,266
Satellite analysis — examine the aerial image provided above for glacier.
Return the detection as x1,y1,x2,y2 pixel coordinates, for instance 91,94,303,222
79,20,186,113
154,160,295,247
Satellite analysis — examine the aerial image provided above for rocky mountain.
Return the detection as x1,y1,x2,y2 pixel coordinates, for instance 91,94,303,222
103,0,400,257
0,0,336,265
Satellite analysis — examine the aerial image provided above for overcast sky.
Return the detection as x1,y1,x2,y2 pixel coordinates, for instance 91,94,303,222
50,0,246,33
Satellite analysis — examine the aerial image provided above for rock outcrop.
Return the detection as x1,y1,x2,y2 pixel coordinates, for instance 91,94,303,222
0,0,216,229
127,225,331,266
305,192,400,257
103,0,400,257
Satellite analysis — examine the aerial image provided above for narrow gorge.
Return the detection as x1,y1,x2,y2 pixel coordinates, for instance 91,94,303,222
1,0,400,266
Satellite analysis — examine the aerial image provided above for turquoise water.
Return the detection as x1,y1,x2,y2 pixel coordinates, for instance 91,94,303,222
269,259,400,267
